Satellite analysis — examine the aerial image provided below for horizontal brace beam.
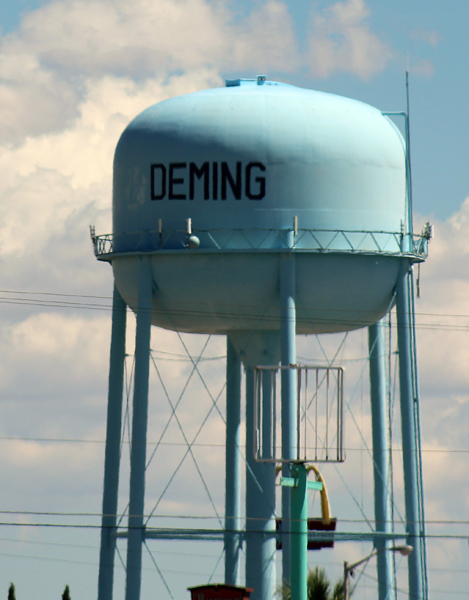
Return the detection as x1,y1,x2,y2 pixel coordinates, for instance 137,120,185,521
114,528,408,544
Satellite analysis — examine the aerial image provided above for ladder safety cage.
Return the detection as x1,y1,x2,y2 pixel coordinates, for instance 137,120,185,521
253,365,345,463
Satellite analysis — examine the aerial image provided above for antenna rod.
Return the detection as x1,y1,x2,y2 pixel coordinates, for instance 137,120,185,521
405,71,414,239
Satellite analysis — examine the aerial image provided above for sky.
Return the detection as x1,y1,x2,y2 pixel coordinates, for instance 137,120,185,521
0,1,469,599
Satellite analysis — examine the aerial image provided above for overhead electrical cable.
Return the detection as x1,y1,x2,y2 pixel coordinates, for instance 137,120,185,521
1,289,469,332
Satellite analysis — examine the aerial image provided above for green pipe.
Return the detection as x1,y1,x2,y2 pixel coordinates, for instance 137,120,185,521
290,464,308,600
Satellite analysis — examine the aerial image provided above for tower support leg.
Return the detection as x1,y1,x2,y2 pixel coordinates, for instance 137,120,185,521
369,320,395,600
245,365,277,600
280,250,297,583
125,257,153,600
229,330,279,600
396,261,423,600
98,284,127,600
224,336,242,586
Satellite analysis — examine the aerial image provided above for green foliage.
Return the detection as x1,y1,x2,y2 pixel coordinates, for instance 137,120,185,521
277,581,290,600
331,580,345,600
277,567,346,600
62,585,71,600
8,583,16,600
307,567,331,600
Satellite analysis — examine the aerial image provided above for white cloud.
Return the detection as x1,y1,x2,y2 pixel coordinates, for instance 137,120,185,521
0,0,299,146
0,313,110,408
0,45,80,143
13,0,297,76
15,0,228,76
0,70,222,194
409,57,435,77
228,0,299,73
0,69,226,309
412,201,469,463
410,28,443,48
308,0,392,79
0,0,395,147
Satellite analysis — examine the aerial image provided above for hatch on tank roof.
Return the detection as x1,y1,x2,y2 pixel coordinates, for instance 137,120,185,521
225,75,288,87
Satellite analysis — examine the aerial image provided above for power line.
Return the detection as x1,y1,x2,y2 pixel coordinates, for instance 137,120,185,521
0,535,225,559
1,289,469,332
3,288,469,320
0,549,225,575
0,435,466,455
6,537,464,576
0,289,114,300
358,569,469,597
1,511,469,527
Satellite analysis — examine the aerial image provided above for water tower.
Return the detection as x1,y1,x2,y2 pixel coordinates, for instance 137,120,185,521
92,77,430,600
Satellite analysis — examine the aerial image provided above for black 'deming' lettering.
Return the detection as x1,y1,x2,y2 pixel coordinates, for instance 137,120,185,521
151,161,266,201
169,163,186,200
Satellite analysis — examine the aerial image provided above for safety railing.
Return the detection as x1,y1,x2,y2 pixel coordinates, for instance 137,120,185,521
90,225,431,260
253,365,345,464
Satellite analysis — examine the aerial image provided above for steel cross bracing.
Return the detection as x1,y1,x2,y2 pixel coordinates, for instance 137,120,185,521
99,280,427,600
144,336,225,522
113,334,227,600
146,351,223,528
145,338,212,472
138,294,282,529
112,328,407,565
144,541,174,600
294,288,407,536
112,324,283,595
